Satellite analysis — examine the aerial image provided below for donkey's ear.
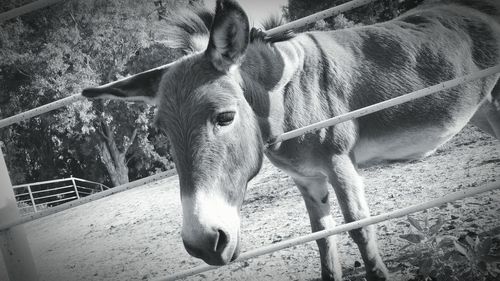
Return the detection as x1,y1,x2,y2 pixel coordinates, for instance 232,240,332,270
206,0,249,72
82,65,169,104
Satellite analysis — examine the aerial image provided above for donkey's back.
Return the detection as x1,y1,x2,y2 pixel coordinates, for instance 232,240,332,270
270,0,500,169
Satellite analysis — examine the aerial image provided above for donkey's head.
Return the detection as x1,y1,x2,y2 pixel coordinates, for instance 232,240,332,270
82,0,263,265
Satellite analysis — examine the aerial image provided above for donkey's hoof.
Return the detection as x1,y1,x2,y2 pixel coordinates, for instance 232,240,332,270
321,269,341,281
365,267,389,281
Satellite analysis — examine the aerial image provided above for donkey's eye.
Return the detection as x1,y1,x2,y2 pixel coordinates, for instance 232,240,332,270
216,112,235,126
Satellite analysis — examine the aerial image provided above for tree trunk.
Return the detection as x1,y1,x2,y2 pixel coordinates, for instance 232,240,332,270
96,121,136,187
98,140,129,186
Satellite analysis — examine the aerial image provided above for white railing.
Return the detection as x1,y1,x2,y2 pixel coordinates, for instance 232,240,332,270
0,169,176,232
12,176,109,215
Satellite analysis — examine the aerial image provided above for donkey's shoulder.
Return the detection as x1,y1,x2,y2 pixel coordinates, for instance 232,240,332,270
424,0,500,18
299,0,500,72
388,0,500,36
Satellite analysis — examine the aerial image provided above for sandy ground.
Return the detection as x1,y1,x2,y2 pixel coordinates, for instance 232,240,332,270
23,125,499,281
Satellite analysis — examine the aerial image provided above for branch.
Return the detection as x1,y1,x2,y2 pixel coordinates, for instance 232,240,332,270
97,129,109,141
69,11,80,33
123,128,138,154
15,67,32,78
125,150,139,165
85,54,94,72
97,120,111,142
99,121,122,165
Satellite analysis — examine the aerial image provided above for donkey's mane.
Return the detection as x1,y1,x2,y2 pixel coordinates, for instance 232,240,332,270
163,6,213,54
165,4,294,54
253,14,295,43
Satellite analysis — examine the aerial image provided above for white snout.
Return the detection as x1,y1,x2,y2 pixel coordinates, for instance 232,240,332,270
181,190,241,264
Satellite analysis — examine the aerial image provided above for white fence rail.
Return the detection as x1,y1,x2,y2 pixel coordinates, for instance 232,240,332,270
12,176,109,215
269,65,500,146
0,169,176,232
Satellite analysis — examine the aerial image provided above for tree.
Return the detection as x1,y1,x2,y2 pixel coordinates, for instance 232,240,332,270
0,0,189,186
284,0,425,30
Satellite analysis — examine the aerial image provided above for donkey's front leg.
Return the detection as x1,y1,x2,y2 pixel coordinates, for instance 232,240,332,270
328,154,389,281
293,176,342,281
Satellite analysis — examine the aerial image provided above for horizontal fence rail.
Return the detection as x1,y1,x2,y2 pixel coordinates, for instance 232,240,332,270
267,0,375,36
71,177,110,189
12,176,107,190
0,169,176,232
268,64,500,146
0,94,84,129
0,0,65,22
0,62,174,129
158,180,500,281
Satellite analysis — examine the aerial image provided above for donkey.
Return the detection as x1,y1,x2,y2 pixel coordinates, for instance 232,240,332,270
82,0,500,280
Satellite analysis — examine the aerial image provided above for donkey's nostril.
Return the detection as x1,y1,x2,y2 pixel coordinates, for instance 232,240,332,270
183,239,204,259
182,227,238,265
215,229,229,253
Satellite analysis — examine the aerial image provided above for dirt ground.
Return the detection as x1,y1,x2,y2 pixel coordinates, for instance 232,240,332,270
24,125,499,281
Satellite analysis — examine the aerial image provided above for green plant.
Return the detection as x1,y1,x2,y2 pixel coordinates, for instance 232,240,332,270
453,236,500,280
399,213,500,281
401,214,447,246
399,214,456,280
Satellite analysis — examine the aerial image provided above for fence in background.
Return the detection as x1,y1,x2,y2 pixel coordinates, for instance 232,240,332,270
12,177,109,215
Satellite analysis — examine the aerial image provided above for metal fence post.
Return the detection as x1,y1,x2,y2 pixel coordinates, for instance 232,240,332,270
27,185,37,213
70,176,79,199
0,147,39,281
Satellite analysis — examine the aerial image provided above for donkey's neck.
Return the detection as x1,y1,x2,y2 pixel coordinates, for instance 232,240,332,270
240,37,317,143
241,33,357,145
240,41,291,141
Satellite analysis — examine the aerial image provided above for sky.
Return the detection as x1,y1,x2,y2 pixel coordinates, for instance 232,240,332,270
204,0,288,27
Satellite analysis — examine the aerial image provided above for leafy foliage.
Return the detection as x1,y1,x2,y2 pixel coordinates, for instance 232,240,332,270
399,213,500,281
399,214,455,279
0,0,193,186
453,236,500,280
283,0,425,31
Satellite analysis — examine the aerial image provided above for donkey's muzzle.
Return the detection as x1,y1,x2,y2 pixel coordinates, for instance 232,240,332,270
182,228,238,265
